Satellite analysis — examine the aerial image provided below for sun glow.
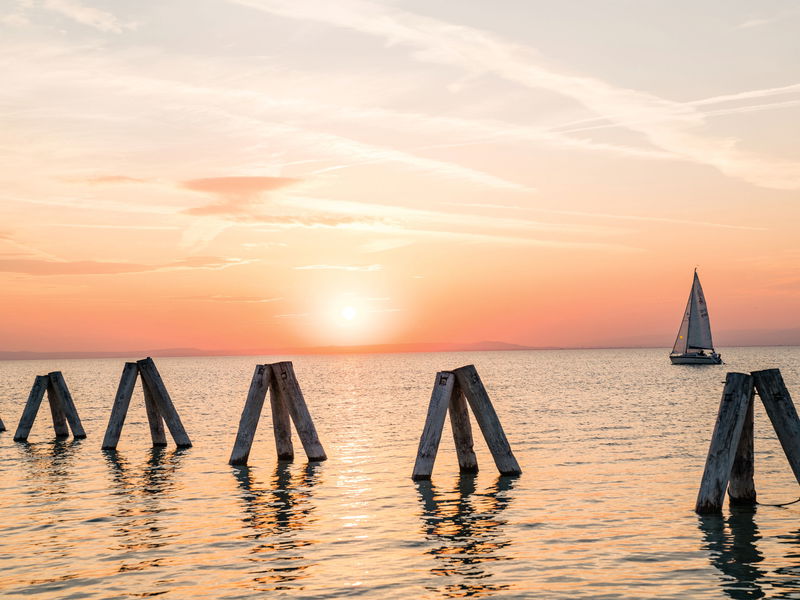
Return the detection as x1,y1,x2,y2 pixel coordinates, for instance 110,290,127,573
340,305,358,321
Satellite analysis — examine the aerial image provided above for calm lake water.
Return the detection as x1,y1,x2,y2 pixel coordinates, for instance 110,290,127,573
1,348,800,599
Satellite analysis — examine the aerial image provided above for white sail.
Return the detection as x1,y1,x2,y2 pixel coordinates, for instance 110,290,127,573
687,272,714,350
672,293,691,354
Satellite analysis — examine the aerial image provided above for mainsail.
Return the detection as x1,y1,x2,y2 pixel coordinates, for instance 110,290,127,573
672,271,715,354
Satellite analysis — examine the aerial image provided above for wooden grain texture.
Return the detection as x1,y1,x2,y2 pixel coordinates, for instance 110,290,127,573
269,377,294,461
102,362,139,449
48,371,86,438
141,373,168,446
448,381,478,473
137,357,192,448
229,365,271,465
270,362,326,461
14,375,49,441
453,365,521,476
753,369,800,485
46,379,70,438
728,386,756,505
695,372,753,514
412,371,455,480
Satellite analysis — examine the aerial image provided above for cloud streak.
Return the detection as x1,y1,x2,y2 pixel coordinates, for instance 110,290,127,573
42,0,130,33
231,0,800,190
182,176,300,216
0,256,253,276
294,264,383,272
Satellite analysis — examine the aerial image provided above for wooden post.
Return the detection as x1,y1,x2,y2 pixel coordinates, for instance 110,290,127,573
270,380,294,461
412,371,456,480
229,365,271,465
137,358,192,448
46,378,70,438
141,373,168,446
695,372,753,514
102,362,139,450
448,381,478,473
454,365,522,476
752,369,800,485
14,375,49,441
270,362,326,461
728,386,756,505
48,371,86,438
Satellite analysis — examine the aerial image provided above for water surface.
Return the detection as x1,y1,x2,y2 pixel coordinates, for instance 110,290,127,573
1,348,799,598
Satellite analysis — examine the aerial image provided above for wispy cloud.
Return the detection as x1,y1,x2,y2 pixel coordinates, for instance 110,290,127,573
0,256,253,276
80,175,147,184
182,176,299,216
43,223,180,231
231,0,800,190
42,0,130,33
180,294,282,303
294,264,383,272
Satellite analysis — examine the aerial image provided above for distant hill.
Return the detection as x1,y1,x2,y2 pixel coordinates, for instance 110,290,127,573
0,341,538,360
2,331,797,360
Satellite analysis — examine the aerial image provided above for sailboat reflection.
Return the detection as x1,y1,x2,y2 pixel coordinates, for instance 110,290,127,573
233,462,321,592
698,507,766,600
103,447,188,570
417,474,516,598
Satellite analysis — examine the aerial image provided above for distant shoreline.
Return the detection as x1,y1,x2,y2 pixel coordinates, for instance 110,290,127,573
2,342,798,361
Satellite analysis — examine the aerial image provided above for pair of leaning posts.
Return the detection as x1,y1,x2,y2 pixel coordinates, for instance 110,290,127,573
412,365,521,479
696,369,800,513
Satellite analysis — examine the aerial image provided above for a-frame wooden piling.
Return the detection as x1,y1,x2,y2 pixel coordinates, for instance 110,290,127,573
229,361,327,465
696,368,800,513
412,365,521,480
14,372,85,442
101,358,192,450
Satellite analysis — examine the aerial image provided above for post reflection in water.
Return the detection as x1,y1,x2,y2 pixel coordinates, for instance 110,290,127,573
698,507,768,600
18,438,83,493
103,447,188,572
233,462,322,593
417,474,516,598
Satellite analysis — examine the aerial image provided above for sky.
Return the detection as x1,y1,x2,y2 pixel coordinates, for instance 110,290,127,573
1,0,799,353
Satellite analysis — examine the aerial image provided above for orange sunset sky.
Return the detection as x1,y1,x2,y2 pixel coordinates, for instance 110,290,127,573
1,1,799,354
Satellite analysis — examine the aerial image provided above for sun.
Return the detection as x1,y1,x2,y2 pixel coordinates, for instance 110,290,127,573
340,305,358,321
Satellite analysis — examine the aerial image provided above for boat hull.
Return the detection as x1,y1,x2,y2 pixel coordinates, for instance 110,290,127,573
670,353,722,365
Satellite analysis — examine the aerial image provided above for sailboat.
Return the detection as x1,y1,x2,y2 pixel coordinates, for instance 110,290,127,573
670,269,722,365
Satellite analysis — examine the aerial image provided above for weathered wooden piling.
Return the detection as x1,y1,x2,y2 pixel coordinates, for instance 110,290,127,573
412,372,456,480
449,380,478,473
138,358,191,447
696,372,753,514
752,369,800,486
229,365,270,465
14,372,85,442
101,358,192,450
412,365,521,480
696,368,800,513
48,371,86,438
229,361,327,465
454,365,521,476
728,386,756,505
